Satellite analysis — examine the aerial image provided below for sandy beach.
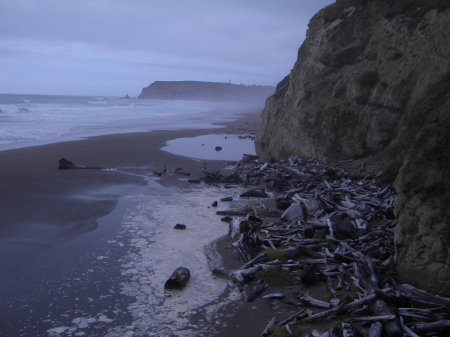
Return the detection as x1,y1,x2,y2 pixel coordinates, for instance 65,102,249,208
0,107,277,336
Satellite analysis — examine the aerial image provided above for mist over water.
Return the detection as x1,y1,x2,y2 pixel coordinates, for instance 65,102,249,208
0,93,262,151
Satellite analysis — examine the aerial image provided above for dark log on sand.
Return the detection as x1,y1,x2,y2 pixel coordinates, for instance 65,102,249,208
164,267,190,289
240,189,268,198
58,157,102,170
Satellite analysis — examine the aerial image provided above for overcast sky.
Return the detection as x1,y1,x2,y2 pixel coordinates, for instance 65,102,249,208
0,0,334,97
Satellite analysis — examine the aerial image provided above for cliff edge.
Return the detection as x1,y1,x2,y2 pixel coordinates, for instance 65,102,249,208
138,81,274,103
255,0,450,295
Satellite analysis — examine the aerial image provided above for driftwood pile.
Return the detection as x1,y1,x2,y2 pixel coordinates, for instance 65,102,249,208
207,155,450,337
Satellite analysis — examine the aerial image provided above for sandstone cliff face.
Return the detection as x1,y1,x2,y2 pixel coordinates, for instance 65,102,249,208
138,81,274,102
255,0,450,295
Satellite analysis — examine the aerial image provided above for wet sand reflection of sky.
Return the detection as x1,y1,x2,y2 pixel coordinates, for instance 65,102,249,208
162,134,256,161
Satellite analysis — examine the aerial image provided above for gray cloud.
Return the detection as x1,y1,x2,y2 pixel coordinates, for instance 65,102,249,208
0,0,334,96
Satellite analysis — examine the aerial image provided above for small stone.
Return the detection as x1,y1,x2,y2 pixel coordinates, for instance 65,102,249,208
174,224,186,230
220,197,233,202
211,201,218,207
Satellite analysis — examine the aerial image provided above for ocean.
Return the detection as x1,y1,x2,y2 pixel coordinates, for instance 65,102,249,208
0,93,262,336
0,93,259,152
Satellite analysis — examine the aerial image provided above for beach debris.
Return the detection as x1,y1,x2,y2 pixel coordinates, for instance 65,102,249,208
262,293,285,299
261,317,277,337
221,197,233,202
247,279,268,302
209,153,450,336
164,267,190,289
174,167,190,176
211,201,218,207
58,157,101,170
220,216,233,223
215,146,222,151
240,189,268,198
173,224,186,230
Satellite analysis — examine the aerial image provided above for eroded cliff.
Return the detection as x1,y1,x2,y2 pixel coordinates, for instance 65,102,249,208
255,0,450,294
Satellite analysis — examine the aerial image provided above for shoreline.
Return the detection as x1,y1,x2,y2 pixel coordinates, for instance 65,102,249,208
0,107,266,335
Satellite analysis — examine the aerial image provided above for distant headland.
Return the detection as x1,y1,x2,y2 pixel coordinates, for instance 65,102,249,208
137,81,274,102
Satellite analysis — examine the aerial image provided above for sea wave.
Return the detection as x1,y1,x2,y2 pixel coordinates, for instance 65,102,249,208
88,101,107,104
0,106,29,114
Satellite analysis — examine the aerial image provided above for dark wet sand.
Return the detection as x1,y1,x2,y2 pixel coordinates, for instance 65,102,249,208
0,108,273,335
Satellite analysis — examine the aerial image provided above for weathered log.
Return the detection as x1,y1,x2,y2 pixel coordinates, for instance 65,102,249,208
241,253,267,269
399,284,450,309
164,267,190,289
370,300,402,337
229,265,262,284
296,292,330,309
261,317,277,337
326,275,337,296
281,201,307,222
234,232,260,262
298,301,348,324
240,189,268,198
411,320,450,333
247,279,268,302
262,293,285,299
349,315,397,322
277,310,307,326
297,244,326,259
282,259,327,267
354,259,403,337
